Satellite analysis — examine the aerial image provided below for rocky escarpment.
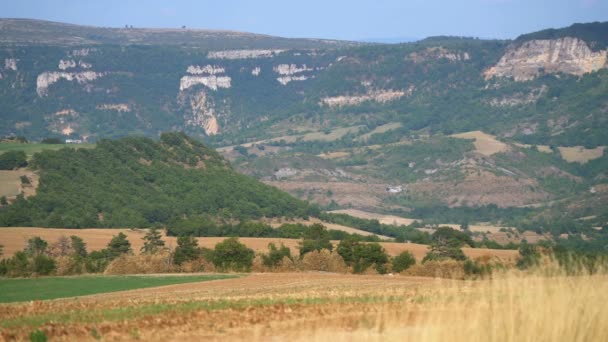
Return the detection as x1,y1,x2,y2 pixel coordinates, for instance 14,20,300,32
36,71,106,96
485,37,607,81
179,64,231,91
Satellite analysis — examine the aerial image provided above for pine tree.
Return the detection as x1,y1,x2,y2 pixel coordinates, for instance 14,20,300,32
141,228,166,254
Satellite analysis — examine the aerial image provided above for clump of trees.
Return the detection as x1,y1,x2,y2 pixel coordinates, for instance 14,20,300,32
0,150,27,170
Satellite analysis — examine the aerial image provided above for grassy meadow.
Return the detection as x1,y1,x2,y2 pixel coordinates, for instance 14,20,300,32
0,274,238,303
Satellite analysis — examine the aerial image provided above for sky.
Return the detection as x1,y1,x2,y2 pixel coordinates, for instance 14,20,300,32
3,0,608,41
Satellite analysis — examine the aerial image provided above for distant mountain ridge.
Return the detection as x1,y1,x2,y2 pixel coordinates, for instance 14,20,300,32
0,18,365,49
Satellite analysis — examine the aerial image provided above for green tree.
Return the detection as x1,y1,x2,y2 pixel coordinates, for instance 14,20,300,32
25,237,48,256
337,238,389,273
70,236,88,258
106,232,132,259
0,150,27,170
212,237,255,272
141,228,166,254
392,251,416,273
422,227,468,263
173,235,200,265
20,175,31,185
261,243,292,268
0,243,3,257
299,223,333,256
32,254,56,275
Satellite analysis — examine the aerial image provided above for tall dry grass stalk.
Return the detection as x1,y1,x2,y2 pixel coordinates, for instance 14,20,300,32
270,265,608,341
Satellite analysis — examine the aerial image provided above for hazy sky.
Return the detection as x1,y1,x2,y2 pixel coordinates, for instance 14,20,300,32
4,0,608,41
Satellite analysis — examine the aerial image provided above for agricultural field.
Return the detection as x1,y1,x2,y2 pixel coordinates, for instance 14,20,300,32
450,131,509,156
0,271,605,341
0,274,237,303
0,228,518,261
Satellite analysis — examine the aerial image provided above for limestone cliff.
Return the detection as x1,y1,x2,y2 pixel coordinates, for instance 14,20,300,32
188,91,220,135
485,37,607,81
36,71,106,96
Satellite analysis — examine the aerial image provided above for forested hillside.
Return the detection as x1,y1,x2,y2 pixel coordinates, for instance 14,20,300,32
0,132,313,227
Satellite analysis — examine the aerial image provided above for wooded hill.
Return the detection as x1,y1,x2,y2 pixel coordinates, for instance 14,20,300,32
0,132,314,227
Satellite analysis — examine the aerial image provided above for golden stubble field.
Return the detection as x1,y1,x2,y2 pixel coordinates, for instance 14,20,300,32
1,271,606,341
0,227,518,261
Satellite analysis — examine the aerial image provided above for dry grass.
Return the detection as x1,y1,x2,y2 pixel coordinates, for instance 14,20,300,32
0,169,38,199
558,146,605,163
0,228,518,262
0,270,605,341
267,217,392,239
316,151,350,159
357,122,402,141
451,130,509,156
331,209,508,234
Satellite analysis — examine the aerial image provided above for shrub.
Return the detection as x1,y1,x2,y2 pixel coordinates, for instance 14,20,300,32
301,250,348,273
31,255,56,275
55,256,85,276
392,251,416,273
0,150,27,170
517,240,541,269
402,260,465,279
212,237,255,272
104,251,174,275
179,257,215,273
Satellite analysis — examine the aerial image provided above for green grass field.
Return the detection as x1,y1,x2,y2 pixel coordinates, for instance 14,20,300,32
0,274,238,303
0,143,95,158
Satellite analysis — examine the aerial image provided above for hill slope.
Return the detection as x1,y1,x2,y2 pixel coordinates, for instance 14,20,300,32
0,18,362,48
0,20,607,234
0,132,312,227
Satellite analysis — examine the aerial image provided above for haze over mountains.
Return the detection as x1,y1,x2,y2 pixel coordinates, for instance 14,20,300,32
0,18,607,236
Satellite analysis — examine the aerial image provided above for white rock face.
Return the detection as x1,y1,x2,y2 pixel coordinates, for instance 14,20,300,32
273,64,313,75
79,61,92,69
179,75,231,91
320,88,413,107
4,58,18,71
488,86,547,107
187,91,219,135
485,37,608,81
273,64,313,85
251,67,261,76
70,48,92,57
409,48,471,63
207,49,285,59
187,65,225,75
54,109,78,116
276,75,309,85
58,59,77,70
274,167,298,179
58,59,92,70
96,104,131,112
36,71,106,96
